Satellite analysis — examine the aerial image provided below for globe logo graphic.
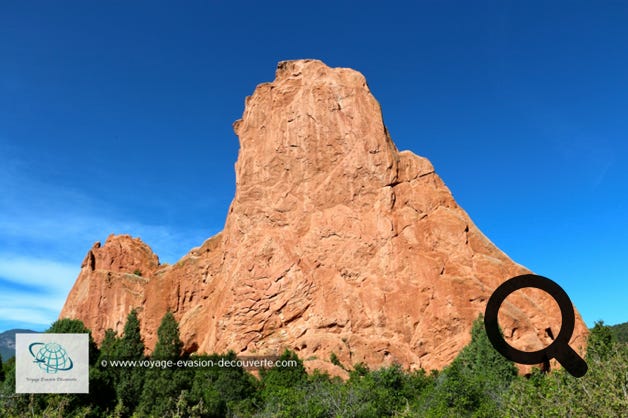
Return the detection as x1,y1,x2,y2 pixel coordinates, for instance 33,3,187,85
28,342,74,373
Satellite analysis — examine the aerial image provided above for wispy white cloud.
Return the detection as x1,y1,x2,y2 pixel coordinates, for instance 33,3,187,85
0,140,221,332
0,305,64,328
0,256,79,291
0,139,216,260
0,210,211,263
0,255,76,329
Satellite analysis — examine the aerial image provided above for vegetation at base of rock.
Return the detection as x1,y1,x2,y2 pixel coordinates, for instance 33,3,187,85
1,316,626,417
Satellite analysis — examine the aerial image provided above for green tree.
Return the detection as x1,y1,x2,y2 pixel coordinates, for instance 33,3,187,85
259,350,306,393
186,352,257,417
87,329,118,416
118,309,145,360
506,321,628,417
99,328,119,360
587,320,616,360
344,363,434,417
256,361,436,417
47,318,98,364
138,311,190,417
1,357,28,415
152,311,183,360
257,349,308,416
113,309,146,417
423,315,517,417
455,315,518,391
43,318,102,416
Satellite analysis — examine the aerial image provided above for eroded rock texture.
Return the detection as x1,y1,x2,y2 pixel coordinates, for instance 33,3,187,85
60,60,587,374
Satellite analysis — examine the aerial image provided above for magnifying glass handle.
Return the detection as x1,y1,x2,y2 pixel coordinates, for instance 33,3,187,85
554,345,588,378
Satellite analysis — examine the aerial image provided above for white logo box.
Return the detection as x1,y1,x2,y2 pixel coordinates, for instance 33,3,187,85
15,333,89,393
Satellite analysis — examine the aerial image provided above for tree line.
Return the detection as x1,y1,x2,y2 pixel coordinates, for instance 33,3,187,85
0,312,626,417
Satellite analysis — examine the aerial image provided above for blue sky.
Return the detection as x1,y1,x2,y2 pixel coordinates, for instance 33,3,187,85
1,1,626,332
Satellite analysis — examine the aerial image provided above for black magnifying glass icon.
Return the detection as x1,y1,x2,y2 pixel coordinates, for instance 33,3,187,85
484,274,588,378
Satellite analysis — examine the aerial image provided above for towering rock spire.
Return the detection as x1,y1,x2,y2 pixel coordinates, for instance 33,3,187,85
60,60,588,374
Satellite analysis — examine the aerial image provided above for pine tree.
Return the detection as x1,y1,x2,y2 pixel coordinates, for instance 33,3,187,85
114,309,145,417
89,329,118,415
118,309,144,360
138,311,189,416
97,329,117,361
152,311,183,359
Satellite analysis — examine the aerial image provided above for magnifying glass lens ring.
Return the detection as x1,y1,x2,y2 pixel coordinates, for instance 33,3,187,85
484,274,576,363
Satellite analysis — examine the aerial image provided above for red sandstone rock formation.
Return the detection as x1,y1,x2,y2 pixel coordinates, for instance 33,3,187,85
60,59,588,374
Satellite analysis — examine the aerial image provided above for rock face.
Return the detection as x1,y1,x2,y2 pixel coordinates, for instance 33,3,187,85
60,59,588,374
